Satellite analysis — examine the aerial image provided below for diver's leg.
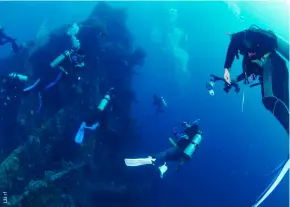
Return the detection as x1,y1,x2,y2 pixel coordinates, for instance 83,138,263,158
153,147,182,178
261,52,289,134
157,147,184,163
125,147,180,167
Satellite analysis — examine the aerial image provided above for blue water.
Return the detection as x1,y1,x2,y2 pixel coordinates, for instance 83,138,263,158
0,1,289,207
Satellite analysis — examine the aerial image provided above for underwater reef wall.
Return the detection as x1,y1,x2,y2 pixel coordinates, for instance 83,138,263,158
0,2,150,207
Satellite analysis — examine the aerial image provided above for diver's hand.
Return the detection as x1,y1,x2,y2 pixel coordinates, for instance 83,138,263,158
224,68,231,84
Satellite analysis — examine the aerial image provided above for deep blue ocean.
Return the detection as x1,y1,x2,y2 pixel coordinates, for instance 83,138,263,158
0,1,289,207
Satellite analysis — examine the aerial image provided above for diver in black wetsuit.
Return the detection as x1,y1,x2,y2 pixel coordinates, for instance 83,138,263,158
124,120,203,178
223,25,289,134
0,26,19,53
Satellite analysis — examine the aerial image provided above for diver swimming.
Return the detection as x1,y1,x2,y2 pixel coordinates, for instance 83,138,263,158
124,120,203,178
221,25,289,134
217,25,289,207
23,23,85,112
153,94,167,115
74,87,115,144
50,48,85,73
50,23,85,72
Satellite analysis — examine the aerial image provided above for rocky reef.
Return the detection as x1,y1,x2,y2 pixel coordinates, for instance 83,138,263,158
0,2,151,207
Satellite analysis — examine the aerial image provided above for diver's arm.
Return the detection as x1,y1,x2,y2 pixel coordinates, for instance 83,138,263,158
224,31,245,70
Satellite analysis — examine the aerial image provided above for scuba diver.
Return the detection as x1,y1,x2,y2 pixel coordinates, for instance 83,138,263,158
153,94,167,115
50,48,85,73
124,120,203,178
23,23,85,112
74,87,115,144
222,25,289,134
217,25,289,207
0,25,19,53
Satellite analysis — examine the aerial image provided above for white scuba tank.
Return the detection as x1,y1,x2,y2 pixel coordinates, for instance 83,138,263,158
50,50,71,69
183,133,203,158
8,73,28,82
160,96,167,107
97,90,113,112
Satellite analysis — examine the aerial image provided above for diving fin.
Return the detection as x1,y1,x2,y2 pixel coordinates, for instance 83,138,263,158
124,156,156,167
74,121,99,144
252,159,290,207
158,162,168,178
23,79,41,92
74,122,86,144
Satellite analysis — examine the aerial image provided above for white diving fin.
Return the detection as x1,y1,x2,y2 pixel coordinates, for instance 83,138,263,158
124,156,156,167
158,162,168,178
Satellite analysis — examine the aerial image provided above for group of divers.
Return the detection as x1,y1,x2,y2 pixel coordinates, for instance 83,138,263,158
1,23,289,207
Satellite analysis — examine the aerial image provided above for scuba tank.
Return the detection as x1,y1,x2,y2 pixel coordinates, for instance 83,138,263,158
160,96,167,107
206,79,215,96
8,73,28,82
50,50,71,69
97,88,114,112
183,133,203,159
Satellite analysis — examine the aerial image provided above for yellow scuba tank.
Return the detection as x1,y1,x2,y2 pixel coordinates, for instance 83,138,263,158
183,133,203,159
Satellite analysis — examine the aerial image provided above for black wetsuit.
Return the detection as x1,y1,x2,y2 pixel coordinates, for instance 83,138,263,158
225,28,289,134
224,29,277,75
153,123,200,166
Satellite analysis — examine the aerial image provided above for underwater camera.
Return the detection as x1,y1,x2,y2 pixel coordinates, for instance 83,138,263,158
206,74,240,96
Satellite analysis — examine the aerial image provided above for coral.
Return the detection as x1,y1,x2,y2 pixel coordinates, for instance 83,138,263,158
7,162,83,206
